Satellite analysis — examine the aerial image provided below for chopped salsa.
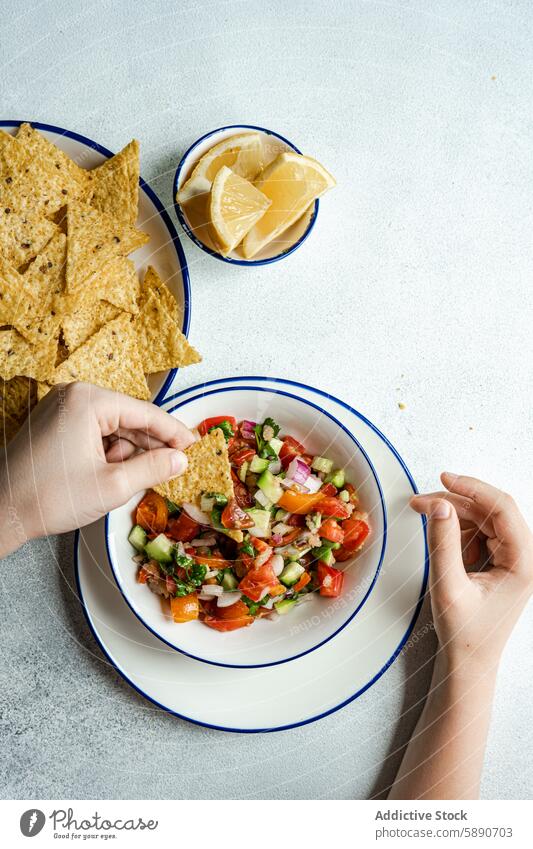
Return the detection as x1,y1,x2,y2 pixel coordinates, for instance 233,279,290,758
128,416,371,630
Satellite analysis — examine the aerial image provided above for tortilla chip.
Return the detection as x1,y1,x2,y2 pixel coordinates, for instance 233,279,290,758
62,300,121,352
153,429,233,508
141,265,181,323
0,130,23,181
50,312,150,399
0,327,57,381
1,375,36,420
88,140,139,226
0,207,59,269
24,231,67,302
66,201,149,293
36,381,52,401
135,289,201,373
0,256,43,327
0,123,90,217
86,256,141,313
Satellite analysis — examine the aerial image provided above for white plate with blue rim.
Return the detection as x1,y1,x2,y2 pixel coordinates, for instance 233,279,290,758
75,377,428,733
0,120,191,405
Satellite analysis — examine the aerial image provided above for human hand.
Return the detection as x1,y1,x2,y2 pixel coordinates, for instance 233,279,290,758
410,473,533,675
0,382,195,556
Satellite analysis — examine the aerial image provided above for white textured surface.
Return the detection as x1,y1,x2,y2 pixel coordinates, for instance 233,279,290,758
0,0,531,799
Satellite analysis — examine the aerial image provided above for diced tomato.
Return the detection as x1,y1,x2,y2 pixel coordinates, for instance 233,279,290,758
269,584,286,597
320,482,337,497
334,518,370,560
279,435,307,469
317,563,344,598
198,415,237,437
231,470,254,509
137,566,150,584
166,512,200,542
286,513,305,527
238,558,279,602
221,497,255,530
170,594,199,623
203,615,253,631
277,489,324,515
279,528,301,544
135,491,168,534
230,446,255,467
293,571,311,592
249,536,269,552
193,554,232,570
315,496,351,519
319,518,344,543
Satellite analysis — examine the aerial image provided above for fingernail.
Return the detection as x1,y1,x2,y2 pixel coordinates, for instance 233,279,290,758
170,450,187,475
431,500,451,519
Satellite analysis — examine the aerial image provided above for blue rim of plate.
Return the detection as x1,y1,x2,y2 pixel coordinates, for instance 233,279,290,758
105,383,388,668
173,124,319,266
0,119,191,406
74,377,429,733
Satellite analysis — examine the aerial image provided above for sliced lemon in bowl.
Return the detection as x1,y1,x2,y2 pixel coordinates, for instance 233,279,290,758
242,152,335,259
177,132,264,203
208,166,271,256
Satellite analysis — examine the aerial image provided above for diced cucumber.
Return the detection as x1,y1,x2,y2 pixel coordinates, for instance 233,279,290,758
285,545,310,562
128,524,147,552
268,437,283,456
339,489,350,503
275,508,290,522
275,598,298,615
279,562,305,586
201,492,228,512
250,455,269,474
257,469,283,504
313,545,335,566
311,456,334,474
255,489,273,509
144,533,174,563
245,508,271,538
238,461,249,483
326,468,345,488
221,570,239,591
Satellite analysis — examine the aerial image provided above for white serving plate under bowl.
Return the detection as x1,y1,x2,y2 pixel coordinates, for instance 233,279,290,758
0,119,191,404
173,124,319,265
106,383,387,668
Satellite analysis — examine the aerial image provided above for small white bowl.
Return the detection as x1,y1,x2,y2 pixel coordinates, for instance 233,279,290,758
173,125,319,265
105,383,387,668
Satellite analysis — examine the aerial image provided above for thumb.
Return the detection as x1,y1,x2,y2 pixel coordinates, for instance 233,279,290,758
109,447,188,498
411,497,468,601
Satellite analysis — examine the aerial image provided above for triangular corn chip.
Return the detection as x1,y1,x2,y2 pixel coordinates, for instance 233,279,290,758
0,327,58,381
140,265,181,324
87,256,141,313
50,312,150,399
24,231,67,302
0,206,59,268
135,289,201,374
0,123,90,217
88,140,140,227
0,256,43,327
66,201,148,292
154,428,233,507
62,300,121,352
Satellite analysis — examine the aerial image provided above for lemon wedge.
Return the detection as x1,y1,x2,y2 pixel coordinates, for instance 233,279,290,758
209,166,271,256
242,152,335,259
178,133,264,203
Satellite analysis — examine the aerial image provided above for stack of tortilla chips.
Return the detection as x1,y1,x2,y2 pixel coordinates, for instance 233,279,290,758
0,124,201,445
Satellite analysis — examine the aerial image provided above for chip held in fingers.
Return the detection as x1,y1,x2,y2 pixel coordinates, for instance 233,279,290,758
154,429,233,509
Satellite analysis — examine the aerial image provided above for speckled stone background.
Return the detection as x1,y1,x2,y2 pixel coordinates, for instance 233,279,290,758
0,0,532,800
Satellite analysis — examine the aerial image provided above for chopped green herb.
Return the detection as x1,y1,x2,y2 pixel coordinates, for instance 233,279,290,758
242,594,269,616
208,420,234,441
240,540,255,557
165,499,181,514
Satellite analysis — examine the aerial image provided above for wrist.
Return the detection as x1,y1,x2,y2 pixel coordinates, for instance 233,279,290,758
0,453,31,558
432,647,499,693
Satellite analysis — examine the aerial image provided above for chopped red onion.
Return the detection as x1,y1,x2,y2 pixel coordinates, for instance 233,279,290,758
200,584,223,597
286,457,310,485
268,459,282,475
270,554,284,576
190,536,216,547
304,474,323,493
254,546,273,568
132,553,145,564
216,591,242,608
241,420,257,440
271,533,283,545
259,586,270,600
183,503,210,525
280,477,308,491
205,569,219,578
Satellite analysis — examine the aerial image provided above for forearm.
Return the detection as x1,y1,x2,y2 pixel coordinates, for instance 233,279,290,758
389,651,497,799
0,450,31,558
